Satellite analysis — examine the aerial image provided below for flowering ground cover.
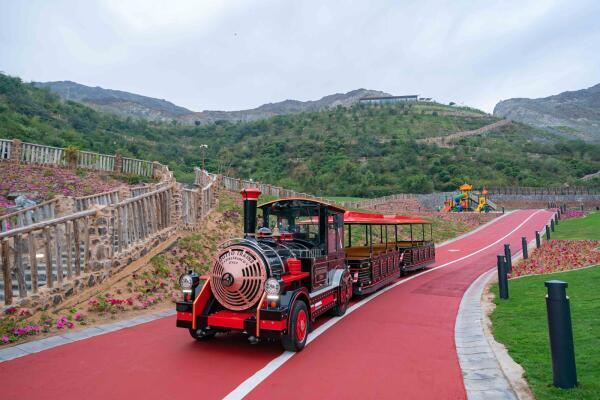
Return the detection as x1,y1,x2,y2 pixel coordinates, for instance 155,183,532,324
0,163,148,215
561,210,586,220
511,240,600,277
491,266,600,400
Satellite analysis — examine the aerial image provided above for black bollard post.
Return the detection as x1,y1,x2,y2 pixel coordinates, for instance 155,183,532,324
522,236,528,259
555,215,559,226
497,255,508,299
551,219,555,232
557,209,561,220
545,280,577,389
536,231,541,248
546,225,551,240
502,206,505,214
580,204,584,212
504,244,512,272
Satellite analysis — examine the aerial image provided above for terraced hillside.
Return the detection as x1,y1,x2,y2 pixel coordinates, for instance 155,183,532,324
2,73,600,196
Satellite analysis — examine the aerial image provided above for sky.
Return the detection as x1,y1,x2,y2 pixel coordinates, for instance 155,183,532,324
1,0,599,113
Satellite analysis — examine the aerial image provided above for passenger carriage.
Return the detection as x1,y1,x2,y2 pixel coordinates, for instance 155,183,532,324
299,211,435,295
175,189,436,351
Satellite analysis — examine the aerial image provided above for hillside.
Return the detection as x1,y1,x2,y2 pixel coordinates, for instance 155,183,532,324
2,73,600,196
33,81,193,122
494,83,600,142
35,80,392,125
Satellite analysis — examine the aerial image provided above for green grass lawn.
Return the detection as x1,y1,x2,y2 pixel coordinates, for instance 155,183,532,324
323,196,366,203
554,212,600,240
490,266,600,399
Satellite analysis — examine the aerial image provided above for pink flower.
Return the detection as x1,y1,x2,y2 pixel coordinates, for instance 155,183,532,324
1,336,9,343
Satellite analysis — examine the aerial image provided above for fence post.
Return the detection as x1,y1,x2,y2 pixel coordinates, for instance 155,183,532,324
551,219,555,232
522,236,528,259
545,280,577,389
546,225,551,240
536,231,541,248
114,153,123,173
11,139,23,163
87,206,113,271
504,244,512,272
497,255,508,299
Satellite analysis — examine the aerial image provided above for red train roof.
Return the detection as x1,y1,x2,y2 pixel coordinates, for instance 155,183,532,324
297,211,430,225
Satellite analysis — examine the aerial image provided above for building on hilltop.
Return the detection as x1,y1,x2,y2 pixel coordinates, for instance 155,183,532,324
359,95,418,105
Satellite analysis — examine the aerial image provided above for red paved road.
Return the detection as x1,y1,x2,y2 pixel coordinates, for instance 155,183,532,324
0,210,553,400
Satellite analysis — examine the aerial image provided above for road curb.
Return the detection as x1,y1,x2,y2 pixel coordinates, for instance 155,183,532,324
0,310,176,362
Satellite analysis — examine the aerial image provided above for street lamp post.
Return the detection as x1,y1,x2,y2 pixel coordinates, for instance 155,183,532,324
200,144,208,172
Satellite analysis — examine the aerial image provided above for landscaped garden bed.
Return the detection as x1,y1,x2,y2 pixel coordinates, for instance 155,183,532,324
0,163,151,215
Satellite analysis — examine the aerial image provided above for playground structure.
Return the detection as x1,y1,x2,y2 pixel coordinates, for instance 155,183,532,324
442,184,496,212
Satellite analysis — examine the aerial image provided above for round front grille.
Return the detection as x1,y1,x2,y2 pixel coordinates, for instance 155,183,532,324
210,245,267,311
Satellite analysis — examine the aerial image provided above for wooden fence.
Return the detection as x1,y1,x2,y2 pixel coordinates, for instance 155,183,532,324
488,186,598,196
74,190,120,212
0,209,95,304
122,157,153,177
112,185,173,255
0,138,154,177
0,139,12,160
215,172,333,204
0,140,219,306
0,199,59,233
77,151,115,171
181,169,217,228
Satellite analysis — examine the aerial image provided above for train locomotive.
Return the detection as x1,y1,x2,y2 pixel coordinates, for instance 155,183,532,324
175,188,435,351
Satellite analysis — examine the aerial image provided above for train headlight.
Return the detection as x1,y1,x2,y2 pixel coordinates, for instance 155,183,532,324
179,274,194,292
265,278,281,296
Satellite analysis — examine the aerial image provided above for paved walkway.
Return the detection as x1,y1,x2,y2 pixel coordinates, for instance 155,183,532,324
0,210,553,399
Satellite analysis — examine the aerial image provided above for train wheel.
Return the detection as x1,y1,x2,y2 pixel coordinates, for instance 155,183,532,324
330,271,352,317
282,301,309,352
189,328,216,341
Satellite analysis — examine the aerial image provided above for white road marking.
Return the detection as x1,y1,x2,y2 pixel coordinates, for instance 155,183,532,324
223,209,545,400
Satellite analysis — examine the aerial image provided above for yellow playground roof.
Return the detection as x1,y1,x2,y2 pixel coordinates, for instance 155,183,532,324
459,184,472,191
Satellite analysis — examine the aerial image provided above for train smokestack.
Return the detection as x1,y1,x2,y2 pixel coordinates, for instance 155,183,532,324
241,188,261,237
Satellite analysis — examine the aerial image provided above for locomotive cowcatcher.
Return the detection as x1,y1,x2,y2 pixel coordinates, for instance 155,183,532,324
176,188,352,351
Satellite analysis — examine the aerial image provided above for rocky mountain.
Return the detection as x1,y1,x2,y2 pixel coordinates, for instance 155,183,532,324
34,80,391,125
33,81,193,122
493,83,600,142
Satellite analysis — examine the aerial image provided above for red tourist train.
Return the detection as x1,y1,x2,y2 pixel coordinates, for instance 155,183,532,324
175,189,435,351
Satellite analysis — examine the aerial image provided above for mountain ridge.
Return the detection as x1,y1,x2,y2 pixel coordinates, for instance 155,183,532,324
493,83,600,142
34,80,391,125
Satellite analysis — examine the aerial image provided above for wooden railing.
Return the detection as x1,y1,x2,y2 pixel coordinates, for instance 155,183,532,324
77,151,115,171
0,139,12,160
215,173,333,204
488,186,598,195
0,199,59,233
0,209,95,304
1,138,154,177
122,157,153,177
1,141,220,306
20,142,64,165
74,190,120,212
112,185,173,255
182,169,217,228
